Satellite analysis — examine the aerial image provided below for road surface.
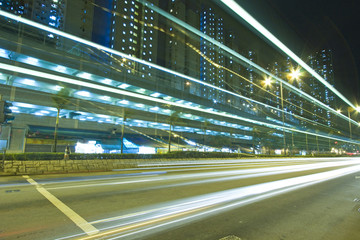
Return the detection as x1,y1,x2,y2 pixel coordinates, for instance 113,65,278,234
1,157,360,239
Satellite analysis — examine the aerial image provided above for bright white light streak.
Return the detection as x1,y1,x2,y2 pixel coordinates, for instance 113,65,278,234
1,62,358,144
77,164,360,240
46,179,157,191
136,0,354,123
219,0,354,109
0,9,349,125
46,159,360,192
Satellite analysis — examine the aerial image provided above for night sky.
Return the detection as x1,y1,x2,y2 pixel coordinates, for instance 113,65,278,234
265,0,360,104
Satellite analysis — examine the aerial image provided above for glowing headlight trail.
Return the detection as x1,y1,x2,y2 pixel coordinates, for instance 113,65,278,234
1,62,358,145
135,0,354,123
46,159,360,192
0,46,337,132
219,0,354,109
70,164,360,240
0,10,352,126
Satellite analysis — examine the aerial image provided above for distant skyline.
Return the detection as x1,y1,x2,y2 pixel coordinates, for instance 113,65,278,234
266,0,360,104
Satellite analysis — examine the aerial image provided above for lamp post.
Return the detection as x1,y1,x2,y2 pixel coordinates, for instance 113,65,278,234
280,81,286,154
287,68,301,154
264,77,286,154
347,107,352,140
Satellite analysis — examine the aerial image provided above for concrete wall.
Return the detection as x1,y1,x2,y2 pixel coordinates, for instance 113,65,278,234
3,159,143,174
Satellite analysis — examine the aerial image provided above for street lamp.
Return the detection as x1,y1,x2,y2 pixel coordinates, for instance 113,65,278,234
264,77,272,87
288,67,302,82
347,106,360,140
347,107,353,139
279,80,286,154
263,76,286,154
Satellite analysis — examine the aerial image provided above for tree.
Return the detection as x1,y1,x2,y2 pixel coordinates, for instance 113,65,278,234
51,87,70,152
202,120,211,147
252,127,261,154
262,130,275,155
120,108,132,154
168,111,180,153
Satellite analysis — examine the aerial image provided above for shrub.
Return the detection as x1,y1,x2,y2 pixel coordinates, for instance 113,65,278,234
1,151,347,161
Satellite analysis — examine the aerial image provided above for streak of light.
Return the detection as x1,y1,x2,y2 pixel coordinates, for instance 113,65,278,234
136,0,355,123
219,0,355,109
0,9,353,126
69,164,360,240
45,159,360,193
44,179,160,191
0,62,358,144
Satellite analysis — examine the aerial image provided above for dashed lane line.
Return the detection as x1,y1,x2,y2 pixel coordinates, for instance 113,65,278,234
23,175,99,236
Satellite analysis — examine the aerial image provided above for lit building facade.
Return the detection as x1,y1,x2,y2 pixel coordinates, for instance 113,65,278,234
0,0,66,44
308,49,336,126
199,5,225,103
159,0,201,95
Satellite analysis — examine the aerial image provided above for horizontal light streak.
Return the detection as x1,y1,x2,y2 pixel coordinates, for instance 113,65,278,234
73,163,360,240
0,9,358,143
44,158,360,192
0,10,341,129
45,179,158,191
1,62,358,144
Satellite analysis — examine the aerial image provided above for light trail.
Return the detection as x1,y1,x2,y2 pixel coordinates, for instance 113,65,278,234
45,158,360,192
0,9,355,127
65,162,360,240
135,0,355,123
219,0,355,109
0,62,358,144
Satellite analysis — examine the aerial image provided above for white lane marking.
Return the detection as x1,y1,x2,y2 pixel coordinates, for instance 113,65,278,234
23,175,99,235
45,179,156,190
219,236,242,240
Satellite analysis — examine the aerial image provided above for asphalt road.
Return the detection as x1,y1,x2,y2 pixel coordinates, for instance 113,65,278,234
1,157,360,240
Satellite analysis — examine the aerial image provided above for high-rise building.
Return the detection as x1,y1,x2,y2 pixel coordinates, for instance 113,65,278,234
159,0,200,95
308,49,335,126
66,0,159,77
199,4,225,103
0,0,66,44
0,0,31,17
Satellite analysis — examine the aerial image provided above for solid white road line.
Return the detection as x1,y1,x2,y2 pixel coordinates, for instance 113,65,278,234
23,175,99,236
